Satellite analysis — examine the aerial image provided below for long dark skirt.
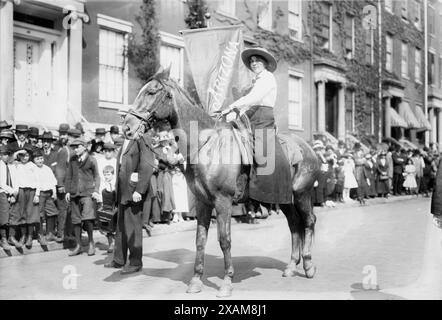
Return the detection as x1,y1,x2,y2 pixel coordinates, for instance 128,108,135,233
245,106,292,204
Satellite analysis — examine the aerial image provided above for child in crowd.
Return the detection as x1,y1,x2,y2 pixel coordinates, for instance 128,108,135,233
403,158,418,195
335,159,345,203
33,149,59,242
9,147,46,249
0,145,14,250
65,138,100,256
99,165,116,253
343,153,358,202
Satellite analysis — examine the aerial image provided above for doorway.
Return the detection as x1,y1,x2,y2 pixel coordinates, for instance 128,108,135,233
325,82,338,137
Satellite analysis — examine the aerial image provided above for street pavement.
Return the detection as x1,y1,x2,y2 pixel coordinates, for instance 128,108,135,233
0,197,441,300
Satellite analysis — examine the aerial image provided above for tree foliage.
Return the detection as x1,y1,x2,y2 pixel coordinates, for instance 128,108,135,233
128,0,160,82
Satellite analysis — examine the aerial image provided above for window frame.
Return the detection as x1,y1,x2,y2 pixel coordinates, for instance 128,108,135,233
386,35,393,72
365,29,373,65
97,14,133,110
288,0,302,42
401,42,409,79
217,0,236,18
159,31,185,87
429,49,436,87
414,0,421,30
415,48,422,84
385,0,393,13
258,0,273,31
288,68,304,131
344,14,355,59
401,0,408,22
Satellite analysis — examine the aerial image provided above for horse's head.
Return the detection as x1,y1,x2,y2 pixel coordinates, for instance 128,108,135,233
121,66,178,140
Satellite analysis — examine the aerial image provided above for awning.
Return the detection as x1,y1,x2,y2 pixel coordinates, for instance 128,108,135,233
389,107,408,128
412,105,432,130
398,102,421,129
399,139,419,150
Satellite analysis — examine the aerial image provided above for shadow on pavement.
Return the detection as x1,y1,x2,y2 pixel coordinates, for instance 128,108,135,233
101,248,289,290
350,283,406,300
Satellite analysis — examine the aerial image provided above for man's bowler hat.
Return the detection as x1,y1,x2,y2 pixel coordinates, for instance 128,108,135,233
58,123,70,134
28,127,39,138
0,121,12,130
109,125,119,134
15,124,29,133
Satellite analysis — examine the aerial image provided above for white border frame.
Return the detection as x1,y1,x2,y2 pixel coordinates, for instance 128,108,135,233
159,31,184,86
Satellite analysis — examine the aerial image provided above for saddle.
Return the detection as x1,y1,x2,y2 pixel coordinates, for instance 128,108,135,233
211,113,304,203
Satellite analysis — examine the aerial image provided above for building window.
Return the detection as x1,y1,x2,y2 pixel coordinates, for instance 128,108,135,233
429,51,436,86
401,0,408,21
415,48,422,83
320,2,332,51
401,42,408,79
288,70,303,130
344,14,354,59
97,14,132,108
258,0,272,31
385,0,393,13
386,35,393,72
428,5,435,35
288,0,302,41
414,0,421,29
159,32,184,86
98,29,128,104
345,90,355,133
365,29,373,65
218,0,236,17
366,93,375,135
439,56,442,89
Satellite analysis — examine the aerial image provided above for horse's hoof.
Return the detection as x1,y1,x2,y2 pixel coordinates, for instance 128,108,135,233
282,268,296,277
186,278,203,294
304,265,316,279
216,284,233,298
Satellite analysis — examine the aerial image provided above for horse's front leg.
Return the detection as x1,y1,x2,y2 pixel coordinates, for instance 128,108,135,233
214,196,234,297
187,200,212,294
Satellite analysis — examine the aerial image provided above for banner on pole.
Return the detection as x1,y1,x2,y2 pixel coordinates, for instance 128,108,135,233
182,25,251,115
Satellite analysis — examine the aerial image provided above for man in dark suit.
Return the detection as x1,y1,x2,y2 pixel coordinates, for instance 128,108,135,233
105,131,155,274
392,147,405,195
9,124,32,153
431,155,442,228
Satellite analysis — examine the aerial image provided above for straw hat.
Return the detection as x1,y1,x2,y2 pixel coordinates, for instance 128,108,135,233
241,47,277,73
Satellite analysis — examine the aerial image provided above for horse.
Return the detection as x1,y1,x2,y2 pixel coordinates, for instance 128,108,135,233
121,67,320,297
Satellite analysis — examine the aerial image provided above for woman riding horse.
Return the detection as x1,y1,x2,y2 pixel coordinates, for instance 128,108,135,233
121,63,319,297
221,47,292,210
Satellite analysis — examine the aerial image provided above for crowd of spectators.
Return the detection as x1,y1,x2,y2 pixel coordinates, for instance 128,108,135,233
311,139,440,207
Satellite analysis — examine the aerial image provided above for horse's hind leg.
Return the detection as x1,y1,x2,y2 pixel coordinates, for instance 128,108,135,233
214,196,234,297
295,192,317,279
280,203,302,277
187,200,212,294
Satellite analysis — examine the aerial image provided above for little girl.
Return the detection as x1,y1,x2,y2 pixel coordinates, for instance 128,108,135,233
343,154,358,202
403,158,418,195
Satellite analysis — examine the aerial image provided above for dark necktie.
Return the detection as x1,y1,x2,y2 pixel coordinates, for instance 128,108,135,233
6,165,12,187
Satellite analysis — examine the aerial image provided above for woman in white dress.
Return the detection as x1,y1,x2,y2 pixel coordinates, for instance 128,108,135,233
403,158,418,194
343,154,358,202
171,166,189,223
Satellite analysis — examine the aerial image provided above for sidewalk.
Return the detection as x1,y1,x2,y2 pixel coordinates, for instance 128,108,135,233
0,194,425,258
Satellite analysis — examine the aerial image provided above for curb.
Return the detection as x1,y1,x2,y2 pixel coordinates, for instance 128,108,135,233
0,194,426,258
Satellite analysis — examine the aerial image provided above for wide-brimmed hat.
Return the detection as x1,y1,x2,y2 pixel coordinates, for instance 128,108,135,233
103,143,117,151
353,142,362,151
109,125,119,134
158,131,174,142
67,128,82,138
0,130,15,141
0,145,11,155
40,131,56,141
70,138,87,147
95,128,106,135
58,123,70,134
15,124,29,133
312,140,325,150
0,121,12,130
28,127,39,138
241,47,277,73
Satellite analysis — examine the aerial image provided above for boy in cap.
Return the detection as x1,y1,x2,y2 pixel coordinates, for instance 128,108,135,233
0,145,14,249
65,138,100,256
8,146,46,249
33,149,59,241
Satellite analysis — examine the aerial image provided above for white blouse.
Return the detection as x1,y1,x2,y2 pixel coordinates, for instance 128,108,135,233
234,69,277,108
